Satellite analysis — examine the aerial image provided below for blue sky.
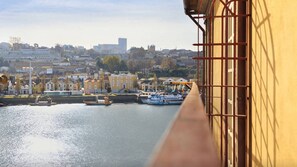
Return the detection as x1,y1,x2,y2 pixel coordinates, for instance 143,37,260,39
0,0,197,50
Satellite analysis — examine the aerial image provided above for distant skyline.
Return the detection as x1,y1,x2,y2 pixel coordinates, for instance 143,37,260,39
0,0,198,50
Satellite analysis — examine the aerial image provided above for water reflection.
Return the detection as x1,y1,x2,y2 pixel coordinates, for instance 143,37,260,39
0,104,179,166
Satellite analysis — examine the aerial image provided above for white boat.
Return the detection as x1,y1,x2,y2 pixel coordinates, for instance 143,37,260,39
29,100,57,106
146,93,184,105
29,96,57,106
137,91,158,104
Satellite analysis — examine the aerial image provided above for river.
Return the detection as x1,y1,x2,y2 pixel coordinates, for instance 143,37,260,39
0,103,180,167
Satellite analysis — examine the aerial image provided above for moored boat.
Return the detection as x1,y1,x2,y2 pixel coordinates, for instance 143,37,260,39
29,101,57,106
146,93,184,105
29,97,57,106
137,91,157,104
84,96,112,106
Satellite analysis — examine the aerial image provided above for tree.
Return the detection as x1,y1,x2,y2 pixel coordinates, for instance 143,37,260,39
103,56,120,72
76,80,81,91
15,76,21,94
127,60,138,73
96,57,105,70
132,79,138,91
153,73,158,91
161,57,176,70
52,75,58,90
65,77,70,91
107,86,111,93
119,60,128,71
144,59,156,69
54,44,64,57
129,47,146,59
40,75,46,93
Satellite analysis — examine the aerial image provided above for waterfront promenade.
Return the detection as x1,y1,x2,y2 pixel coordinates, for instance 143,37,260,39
0,94,138,105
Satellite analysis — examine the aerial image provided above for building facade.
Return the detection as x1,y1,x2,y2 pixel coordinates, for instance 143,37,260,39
93,38,127,54
184,0,297,166
108,74,137,92
84,79,104,94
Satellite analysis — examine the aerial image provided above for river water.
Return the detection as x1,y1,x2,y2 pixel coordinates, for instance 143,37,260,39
0,103,179,167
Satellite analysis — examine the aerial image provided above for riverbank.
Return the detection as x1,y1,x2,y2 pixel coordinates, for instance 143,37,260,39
0,94,138,105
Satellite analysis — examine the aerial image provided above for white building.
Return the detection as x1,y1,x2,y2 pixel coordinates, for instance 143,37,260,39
4,48,58,61
58,80,65,91
67,73,88,81
93,38,127,54
7,81,16,95
162,77,188,85
20,85,29,94
45,81,55,91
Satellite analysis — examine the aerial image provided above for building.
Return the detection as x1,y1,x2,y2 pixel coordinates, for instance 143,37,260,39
139,79,155,91
4,48,59,61
46,79,78,92
108,73,137,92
45,80,55,91
162,77,188,85
7,81,16,95
20,85,29,94
118,38,127,53
183,0,297,166
84,78,104,94
93,38,127,54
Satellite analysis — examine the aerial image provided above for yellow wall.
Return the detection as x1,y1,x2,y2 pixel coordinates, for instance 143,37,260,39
251,0,297,166
207,0,297,166
211,1,224,158
109,74,137,91
84,79,103,94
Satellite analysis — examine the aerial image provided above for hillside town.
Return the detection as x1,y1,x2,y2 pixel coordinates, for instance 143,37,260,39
0,37,200,95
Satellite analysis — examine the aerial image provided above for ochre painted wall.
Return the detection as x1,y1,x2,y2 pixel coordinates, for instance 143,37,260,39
208,0,297,166
251,0,297,166
211,2,224,159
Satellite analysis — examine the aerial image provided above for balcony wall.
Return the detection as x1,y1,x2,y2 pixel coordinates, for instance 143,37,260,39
148,83,219,167
251,0,297,166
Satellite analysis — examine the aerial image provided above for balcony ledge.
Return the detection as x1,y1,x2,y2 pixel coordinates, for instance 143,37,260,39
147,82,220,167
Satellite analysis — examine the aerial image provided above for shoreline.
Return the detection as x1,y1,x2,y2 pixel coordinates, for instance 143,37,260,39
0,94,140,106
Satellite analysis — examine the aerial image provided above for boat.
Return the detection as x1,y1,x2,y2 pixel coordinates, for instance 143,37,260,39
84,96,112,106
137,91,156,104
137,91,166,104
146,93,184,105
29,96,57,106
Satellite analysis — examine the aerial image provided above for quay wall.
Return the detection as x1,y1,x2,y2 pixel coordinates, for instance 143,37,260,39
0,94,138,105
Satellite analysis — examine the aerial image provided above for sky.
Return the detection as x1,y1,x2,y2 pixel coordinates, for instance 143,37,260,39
0,0,198,50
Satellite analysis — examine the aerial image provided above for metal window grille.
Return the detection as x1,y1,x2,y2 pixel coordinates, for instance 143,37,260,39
185,0,251,166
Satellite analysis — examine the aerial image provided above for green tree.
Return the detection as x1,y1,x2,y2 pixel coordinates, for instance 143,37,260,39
103,56,120,72
96,57,105,69
119,60,128,71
